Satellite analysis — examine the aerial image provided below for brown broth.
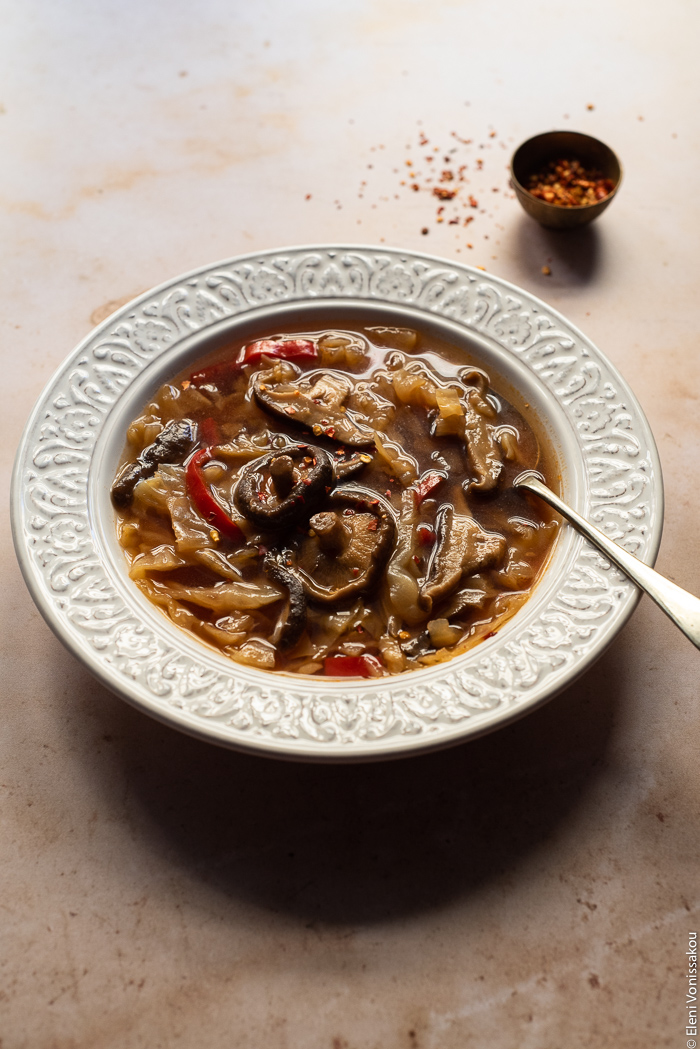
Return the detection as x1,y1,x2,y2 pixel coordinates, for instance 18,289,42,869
113,324,559,677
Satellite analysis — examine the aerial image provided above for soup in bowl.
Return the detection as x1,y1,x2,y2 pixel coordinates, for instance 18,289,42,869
112,320,559,678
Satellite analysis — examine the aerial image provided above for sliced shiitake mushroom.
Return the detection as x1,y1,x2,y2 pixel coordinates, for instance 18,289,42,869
253,366,375,449
263,555,308,651
332,449,373,482
293,488,396,605
111,419,195,508
234,445,333,530
418,505,506,614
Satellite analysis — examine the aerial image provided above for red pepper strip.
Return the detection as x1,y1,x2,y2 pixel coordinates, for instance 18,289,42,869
185,448,244,542
413,472,444,506
240,338,317,365
188,340,316,387
323,654,383,678
188,359,241,388
199,416,220,446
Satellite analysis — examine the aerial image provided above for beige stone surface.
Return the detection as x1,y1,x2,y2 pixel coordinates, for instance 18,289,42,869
2,2,699,1046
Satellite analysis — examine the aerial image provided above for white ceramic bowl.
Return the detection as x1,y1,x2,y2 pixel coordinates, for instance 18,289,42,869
11,246,663,762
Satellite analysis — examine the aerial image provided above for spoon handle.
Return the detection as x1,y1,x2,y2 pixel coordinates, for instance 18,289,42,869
517,474,700,650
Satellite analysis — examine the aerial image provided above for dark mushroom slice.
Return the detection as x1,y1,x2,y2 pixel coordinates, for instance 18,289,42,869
332,450,373,482
111,419,195,508
400,630,433,658
418,504,506,614
294,489,396,605
234,445,333,530
253,368,375,449
263,555,307,650
461,385,504,494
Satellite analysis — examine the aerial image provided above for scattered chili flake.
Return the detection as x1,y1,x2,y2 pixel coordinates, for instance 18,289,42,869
587,103,595,110
542,265,551,276
352,567,360,575
440,169,454,181
468,195,478,207
433,186,457,200
421,227,429,234
305,193,311,200
464,216,473,226
325,426,335,438
526,158,615,206
284,406,297,415
411,182,420,191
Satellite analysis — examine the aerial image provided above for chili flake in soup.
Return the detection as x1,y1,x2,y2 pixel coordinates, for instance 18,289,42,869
112,325,559,677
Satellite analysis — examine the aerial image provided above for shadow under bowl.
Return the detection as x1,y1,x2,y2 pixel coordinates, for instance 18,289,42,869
511,130,622,230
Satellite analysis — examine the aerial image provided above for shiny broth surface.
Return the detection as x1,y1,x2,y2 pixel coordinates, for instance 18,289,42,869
112,325,559,678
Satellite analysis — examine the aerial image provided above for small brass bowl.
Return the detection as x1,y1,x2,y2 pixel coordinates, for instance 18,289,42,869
511,131,622,229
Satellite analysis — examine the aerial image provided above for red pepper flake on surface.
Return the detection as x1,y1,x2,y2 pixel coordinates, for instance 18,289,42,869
433,186,457,200
468,195,478,208
526,158,614,206
421,227,429,235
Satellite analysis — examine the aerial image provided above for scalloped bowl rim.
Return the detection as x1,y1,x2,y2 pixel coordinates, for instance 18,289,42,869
11,244,663,762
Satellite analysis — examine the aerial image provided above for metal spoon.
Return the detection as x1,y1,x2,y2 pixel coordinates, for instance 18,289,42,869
514,472,700,650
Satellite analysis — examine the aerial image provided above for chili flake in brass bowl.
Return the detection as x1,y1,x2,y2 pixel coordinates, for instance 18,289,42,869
511,131,622,229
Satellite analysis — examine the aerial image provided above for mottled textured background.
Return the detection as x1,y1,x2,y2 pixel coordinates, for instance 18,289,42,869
2,1,698,1046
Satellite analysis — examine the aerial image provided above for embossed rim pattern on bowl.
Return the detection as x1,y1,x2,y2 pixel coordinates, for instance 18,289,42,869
11,245,663,762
